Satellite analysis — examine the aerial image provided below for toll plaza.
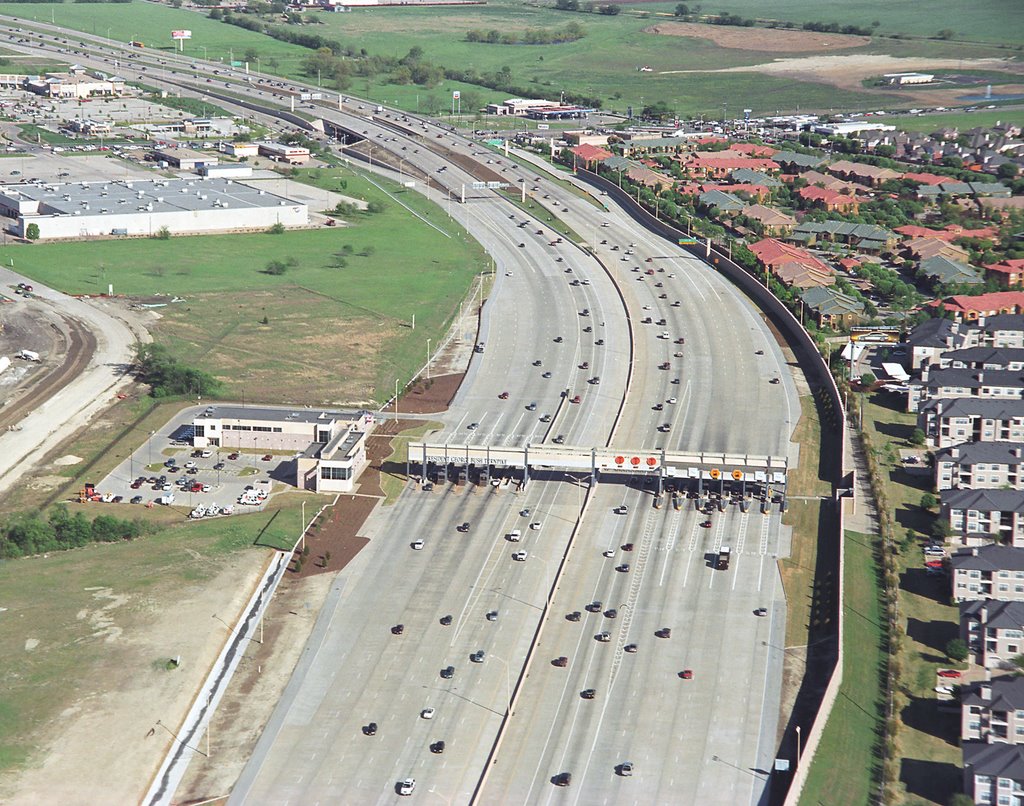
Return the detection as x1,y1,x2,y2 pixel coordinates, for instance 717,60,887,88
408,442,789,513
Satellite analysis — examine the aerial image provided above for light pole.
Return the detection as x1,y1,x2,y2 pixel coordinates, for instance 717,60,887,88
255,57,261,75
394,378,399,421
200,45,207,61
148,430,154,465
426,338,432,380
796,725,801,766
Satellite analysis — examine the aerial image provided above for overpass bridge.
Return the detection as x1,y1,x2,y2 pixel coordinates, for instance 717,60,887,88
408,441,789,512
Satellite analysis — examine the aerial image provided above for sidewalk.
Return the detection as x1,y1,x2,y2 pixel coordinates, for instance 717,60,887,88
845,431,879,536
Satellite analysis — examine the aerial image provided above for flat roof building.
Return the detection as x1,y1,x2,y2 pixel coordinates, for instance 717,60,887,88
257,142,310,164
191,405,376,493
0,177,308,240
152,147,219,171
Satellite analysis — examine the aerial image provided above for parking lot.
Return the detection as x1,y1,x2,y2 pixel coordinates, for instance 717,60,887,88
92,406,287,518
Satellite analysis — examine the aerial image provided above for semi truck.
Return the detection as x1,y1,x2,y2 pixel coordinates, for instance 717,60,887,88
17,349,39,362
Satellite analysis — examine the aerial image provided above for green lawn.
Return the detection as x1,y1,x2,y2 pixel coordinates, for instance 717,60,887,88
800,529,885,806
859,394,962,803
4,167,487,403
880,108,1024,134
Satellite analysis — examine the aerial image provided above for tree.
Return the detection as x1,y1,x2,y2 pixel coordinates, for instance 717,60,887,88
860,372,876,387
244,47,259,63
932,519,952,540
598,3,621,14
947,795,974,806
209,7,222,19
154,226,171,240
920,492,937,510
945,638,968,662
674,2,689,15
264,260,287,275
997,162,1020,181
25,223,39,240
910,427,926,446
267,222,286,234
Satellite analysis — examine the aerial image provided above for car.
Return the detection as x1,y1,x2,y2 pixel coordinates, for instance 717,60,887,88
486,610,498,621
422,482,434,491
585,601,602,613
130,495,143,504
440,665,455,679
130,481,142,490
420,708,435,719
554,772,572,787
227,453,239,460
554,336,563,343
652,403,664,411
530,522,542,530
412,539,425,550
656,627,672,639
603,608,617,619
398,778,416,796
467,422,479,430
261,454,274,461
470,650,485,663
624,643,637,653
363,722,378,736
457,522,470,532
622,543,634,551
184,461,197,469
553,656,569,667
533,359,543,367
701,519,712,528
567,611,581,621
580,689,596,699
542,371,552,379
526,402,537,411
602,549,615,558
614,505,629,515
391,624,404,635
164,459,177,468
571,395,582,404
539,413,552,423
935,685,954,695
667,397,677,404
679,669,694,679
769,378,780,385
616,564,630,573
498,391,509,399
512,551,528,561
924,546,945,555
440,614,453,626
429,741,445,754
754,607,768,617
553,434,565,444
595,631,611,642
618,762,634,777
937,669,962,678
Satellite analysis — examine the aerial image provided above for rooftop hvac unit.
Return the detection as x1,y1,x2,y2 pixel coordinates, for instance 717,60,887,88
100,208,108,213
146,203,153,211
137,191,144,199
81,203,89,209
258,190,265,195
221,201,228,207
62,194,71,201
156,197,163,203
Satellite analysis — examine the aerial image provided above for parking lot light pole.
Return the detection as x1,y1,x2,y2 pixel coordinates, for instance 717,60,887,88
148,430,154,465
301,500,306,552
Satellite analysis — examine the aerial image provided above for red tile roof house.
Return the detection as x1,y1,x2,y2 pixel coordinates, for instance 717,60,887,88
986,260,1024,290
750,237,836,289
927,292,1024,321
570,143,613,170
798,185,861,213
702,182,771,202
903,171,948,186
728,143,778,157
681,153,779,180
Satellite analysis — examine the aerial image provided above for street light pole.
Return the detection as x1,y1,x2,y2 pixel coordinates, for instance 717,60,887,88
301,500,306,552
426,339,432,380
395,378,399,422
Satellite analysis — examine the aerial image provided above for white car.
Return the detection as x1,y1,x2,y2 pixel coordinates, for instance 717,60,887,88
530,522,542,531
934,685,954,695
412,539,424,550
398,778,416,796
512,551,528,561
420,708,434,719
667,397,677,404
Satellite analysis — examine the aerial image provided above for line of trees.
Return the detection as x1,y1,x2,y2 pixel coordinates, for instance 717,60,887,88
0,505,148,559
465,22,585,45
134,343,223,399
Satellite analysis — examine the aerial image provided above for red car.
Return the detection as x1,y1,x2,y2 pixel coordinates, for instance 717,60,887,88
261,454,273,462
937,669,962,678
571,395,581,404
228,452,239,460
678,669,693,680
925,560,944,569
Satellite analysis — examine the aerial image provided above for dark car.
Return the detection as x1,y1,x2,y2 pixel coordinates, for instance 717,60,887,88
566,611,581,622
430,740,446,754
227,453,239,460
656,627,672,639
391,624,404,635
457,522,470,533
603,608,617,619
440,665,455,679
130,495,143,504
580,689,596,699
622,543,634,552
553,656,568,667
616,564,630,573
554,772,572,787
261,454,274,461
679,669,694,679
213,462,225,470
585,601,602,613
363,722,378,736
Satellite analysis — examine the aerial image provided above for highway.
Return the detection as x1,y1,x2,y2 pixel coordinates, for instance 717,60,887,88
0,24,797,804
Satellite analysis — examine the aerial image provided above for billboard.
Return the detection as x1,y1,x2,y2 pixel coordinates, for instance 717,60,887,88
452,90,460,100
171,29,192,40
850,327,900,343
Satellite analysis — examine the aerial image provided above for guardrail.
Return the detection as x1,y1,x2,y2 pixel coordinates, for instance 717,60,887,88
575,167,848,804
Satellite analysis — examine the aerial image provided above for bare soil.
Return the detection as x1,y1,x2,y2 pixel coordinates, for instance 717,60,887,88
645,22,871,53
399,372,464,415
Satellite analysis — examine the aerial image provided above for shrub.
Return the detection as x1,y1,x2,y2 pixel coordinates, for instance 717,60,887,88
946,638,968,662
25,223,39,240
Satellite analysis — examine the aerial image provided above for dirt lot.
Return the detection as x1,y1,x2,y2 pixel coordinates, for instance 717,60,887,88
645,22,871,53
399,372,464,415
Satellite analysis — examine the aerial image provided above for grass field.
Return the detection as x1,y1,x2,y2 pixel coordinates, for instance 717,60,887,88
0,498,304,775
880,108,1024,133
2,166,487,404
799,529,885,806
633,0,1023,44
5,1,1007,117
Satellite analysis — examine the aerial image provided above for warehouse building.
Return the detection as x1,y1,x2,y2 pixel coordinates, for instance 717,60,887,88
151,147,219,171
190,405,376,493
257,142,310,164
0,177,308,240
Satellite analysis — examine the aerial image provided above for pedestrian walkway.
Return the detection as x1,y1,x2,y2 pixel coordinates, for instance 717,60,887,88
845,432,879,535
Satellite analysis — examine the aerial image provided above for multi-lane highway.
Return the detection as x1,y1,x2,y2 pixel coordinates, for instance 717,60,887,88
0,23,799,803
